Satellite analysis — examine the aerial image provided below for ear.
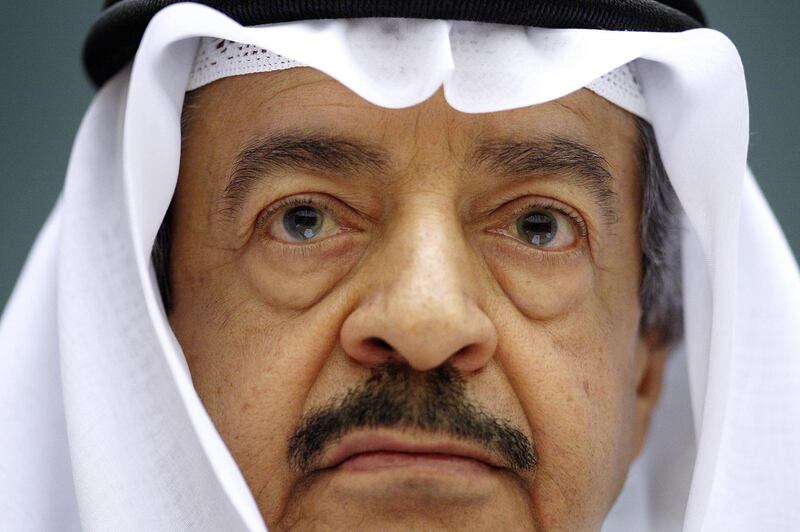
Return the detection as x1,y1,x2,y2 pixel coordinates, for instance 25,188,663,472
631,330,669,458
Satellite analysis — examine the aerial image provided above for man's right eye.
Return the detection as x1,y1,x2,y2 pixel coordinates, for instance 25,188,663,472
516,210,558,247
282,205,326,241
262,198,344,244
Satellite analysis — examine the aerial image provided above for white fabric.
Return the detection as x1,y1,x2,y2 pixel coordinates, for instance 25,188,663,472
187,35,650,119
188,38,302,90
1,3,798,531
585,63,649,120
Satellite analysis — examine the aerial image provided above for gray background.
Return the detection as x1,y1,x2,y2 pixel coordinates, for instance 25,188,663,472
1,1,798,308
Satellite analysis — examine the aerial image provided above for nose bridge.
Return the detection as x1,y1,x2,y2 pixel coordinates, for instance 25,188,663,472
389,199,468,305
340,196,497,373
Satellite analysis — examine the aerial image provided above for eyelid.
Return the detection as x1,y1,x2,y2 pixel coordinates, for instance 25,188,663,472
490,197,588,240
255,192,379,253
479,198,587,260
258,195,318,227
256,194,341,240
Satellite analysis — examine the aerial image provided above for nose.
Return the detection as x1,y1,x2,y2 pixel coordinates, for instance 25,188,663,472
340,206,497,373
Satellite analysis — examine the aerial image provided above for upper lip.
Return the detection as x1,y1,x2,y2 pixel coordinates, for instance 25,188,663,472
314,430,507,471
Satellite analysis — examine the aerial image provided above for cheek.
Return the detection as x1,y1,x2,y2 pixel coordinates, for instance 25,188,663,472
170,251,355,518
493,301,640,528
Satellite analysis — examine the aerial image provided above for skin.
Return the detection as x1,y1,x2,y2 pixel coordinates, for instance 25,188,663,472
169,67,668,531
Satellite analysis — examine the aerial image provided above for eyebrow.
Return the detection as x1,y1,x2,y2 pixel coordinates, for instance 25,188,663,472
221,132,618,224
222,133,389,217
471,138,618,224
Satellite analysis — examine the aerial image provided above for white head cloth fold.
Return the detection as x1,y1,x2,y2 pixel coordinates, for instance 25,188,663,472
186,34,650,120
1,3,799,531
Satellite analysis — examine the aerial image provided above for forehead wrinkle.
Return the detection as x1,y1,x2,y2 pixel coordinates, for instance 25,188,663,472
550,98,595,126
238,71,343,106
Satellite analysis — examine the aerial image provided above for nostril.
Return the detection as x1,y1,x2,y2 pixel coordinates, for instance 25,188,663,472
365,337,393,352
448,344,489,372
352,337,398,367
453,346,469,357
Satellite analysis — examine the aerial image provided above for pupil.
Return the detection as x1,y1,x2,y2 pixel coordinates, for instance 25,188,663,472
517,211,556,246
284,206,322,240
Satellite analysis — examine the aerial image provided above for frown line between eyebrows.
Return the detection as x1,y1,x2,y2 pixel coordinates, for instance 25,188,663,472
471,138,619,225
220,132,390,219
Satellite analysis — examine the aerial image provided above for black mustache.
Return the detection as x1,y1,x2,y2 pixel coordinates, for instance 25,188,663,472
288,363,536,474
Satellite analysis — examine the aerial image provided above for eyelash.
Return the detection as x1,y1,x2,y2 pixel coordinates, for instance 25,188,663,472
482,197,588,264
495,198,587,237
257,194,335,229
255,194,354,257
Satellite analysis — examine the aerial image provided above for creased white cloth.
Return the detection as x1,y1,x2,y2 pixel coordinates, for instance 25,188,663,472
186,34,650,119
1,3,798,531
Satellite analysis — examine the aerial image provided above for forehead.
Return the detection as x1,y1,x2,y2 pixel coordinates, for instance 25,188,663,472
186,67,640,159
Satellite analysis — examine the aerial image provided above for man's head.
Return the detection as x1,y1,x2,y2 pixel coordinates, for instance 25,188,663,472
163,66,680,531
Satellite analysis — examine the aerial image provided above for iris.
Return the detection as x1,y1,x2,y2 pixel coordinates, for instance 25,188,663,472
516,211,556,247
283,205,323,240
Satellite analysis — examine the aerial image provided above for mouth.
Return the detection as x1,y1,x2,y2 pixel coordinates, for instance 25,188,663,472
314,430,507,475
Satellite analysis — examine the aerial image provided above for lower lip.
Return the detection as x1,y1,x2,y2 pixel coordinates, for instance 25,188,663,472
337,451,493,474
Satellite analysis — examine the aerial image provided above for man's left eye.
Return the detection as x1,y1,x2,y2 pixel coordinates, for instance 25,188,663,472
512,209,577,249
269,204,341,242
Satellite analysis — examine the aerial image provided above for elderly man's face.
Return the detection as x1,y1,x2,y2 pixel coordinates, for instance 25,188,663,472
169,67,666,531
